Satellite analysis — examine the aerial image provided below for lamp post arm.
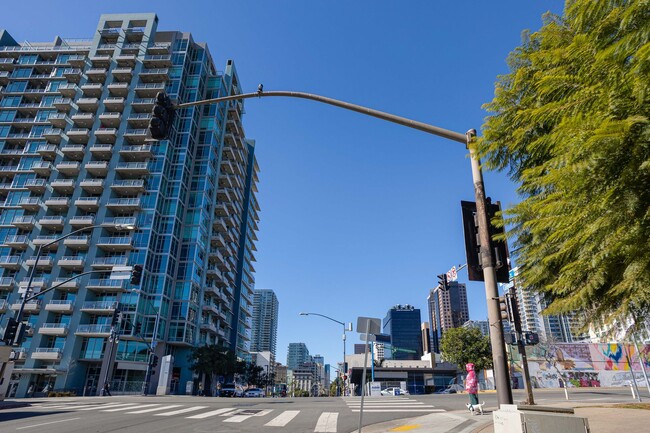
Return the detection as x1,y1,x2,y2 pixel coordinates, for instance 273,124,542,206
301,312,345,327
41,224,103,249
23,270,108,303
175,91,467,144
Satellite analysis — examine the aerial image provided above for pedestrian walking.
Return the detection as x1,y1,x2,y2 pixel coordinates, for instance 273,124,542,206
465,363,479,405
102,381,112,396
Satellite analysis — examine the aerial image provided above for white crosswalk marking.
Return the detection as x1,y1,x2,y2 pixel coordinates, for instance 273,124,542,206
155,406,207,416
102,403,152,412
127,404,182,414
224,409,273,423
314,412,338,432
265,410,300,427
186,407,235,419
345,397,443,413
77,403,136,411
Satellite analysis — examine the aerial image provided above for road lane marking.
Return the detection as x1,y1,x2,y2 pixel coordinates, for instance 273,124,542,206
127,404,182,414
186,407,235,419
155,406,207,416
77,403,135,411
101,403,147,412
351,409,445,412
314,412,338,432
224,409,273,423
265,410,300,426
16,417,80,430
390,425,422,432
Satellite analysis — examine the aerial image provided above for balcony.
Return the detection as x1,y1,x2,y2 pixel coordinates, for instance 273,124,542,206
96,236,133,251
10,300,41,313
59,146,85,161
85,161,108,177
79,178,104,194
115,162,149,178
112,67,133,81
110,179,145,195
45,300,74,313
103,97,125,112
126,113,151,128
56,161,81,175
38,216,64,229
107,82,129,97
123,129,149,144
12,216,35,230
19,197,42,211
85,68,107,83
76,97,99,112
47,112,69,128
85,279,127,293
93,129,117,144
57,255,85,270
66,127,90,144
50,276,79,291
44,197,70,211
119,145,153,161
211,233,226,248
0,299,7,313
74,197,100,211
217,188,232,202
38,323,69,336
53,97,72,111
63,235,90,250
131,98,154,113
50,178,75,194
18,278,47,292
106,198,141,212
57,83,78,98
25,178,46,193
90,54,111,68
68,55,86,67
29,161,52,176
36,143,58,159
99,111,121,127
99,27,120,41
214,202,228,217
80,83,103,97
31,348,62,361
91,256,128,269
25,255,54,269
0,277,14,290
139,68,169,83
134,82,165,98
212,218,227,233
115,54,136,67
0,255,21,269
62,68,82,82
80,300,118,314
143,55,172,68
101,217,137,231
42,128,63,144
69,215,95,227
3,235,28,250
33,235,61,250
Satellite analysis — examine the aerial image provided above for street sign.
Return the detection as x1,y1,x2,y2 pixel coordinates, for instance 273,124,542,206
110,266,133,280
360,334,377,342
446,266,458,282
356,317,381,335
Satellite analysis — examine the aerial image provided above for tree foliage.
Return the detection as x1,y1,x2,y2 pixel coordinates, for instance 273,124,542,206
440,327,492,371
479,0,650,329
188,344,238,385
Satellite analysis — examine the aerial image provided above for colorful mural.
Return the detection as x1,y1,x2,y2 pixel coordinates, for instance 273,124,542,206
510,343,650,389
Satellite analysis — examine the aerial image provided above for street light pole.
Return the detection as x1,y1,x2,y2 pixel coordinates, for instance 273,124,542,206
299,312,349,388
133,289,161,396
177,90,512,405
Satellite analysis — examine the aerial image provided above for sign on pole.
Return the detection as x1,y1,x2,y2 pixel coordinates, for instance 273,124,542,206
110,266,133,280
446,266,458,282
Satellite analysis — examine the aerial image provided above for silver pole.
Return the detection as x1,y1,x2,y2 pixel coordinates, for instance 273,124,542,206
632,335,650,397
357,320,371,433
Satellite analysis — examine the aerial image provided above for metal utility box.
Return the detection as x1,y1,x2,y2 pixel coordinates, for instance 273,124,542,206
494,404,590,433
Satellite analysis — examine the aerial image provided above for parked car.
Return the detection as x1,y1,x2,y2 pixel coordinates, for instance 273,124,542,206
244,388,264,398
434,387,457,394
381,387,409,396
220,383,244,397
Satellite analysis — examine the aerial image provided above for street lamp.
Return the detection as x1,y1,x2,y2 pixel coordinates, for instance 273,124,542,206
299,312,351,384
131,288,161,396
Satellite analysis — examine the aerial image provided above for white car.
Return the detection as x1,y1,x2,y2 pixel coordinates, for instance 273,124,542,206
244,388,264,398
380,387,409,396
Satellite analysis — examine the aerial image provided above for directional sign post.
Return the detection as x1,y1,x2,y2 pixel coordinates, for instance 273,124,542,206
356,317,381,433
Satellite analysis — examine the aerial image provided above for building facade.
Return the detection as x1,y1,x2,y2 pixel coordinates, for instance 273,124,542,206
382,304,422,360
286,342,309,370
250,289,278,357
428,280,469,353
421,322,431,354
462,320,490,337
0,13,259,397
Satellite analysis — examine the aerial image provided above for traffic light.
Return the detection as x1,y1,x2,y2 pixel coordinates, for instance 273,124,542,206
2,317,18,344
524,332,539,346
111,310,123,327
149,354,159,367
149,91,175,140
13,322,30,346
133,321,142,335
498,296,512,322
504,332,517,345
437,273,448,291
130,264,143,286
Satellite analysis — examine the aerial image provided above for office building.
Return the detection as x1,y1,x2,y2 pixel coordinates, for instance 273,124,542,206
382,304,422,360
286,342,309,370
250,289,279,356
428,280,469,353
0,13,260,397
421,322,431,354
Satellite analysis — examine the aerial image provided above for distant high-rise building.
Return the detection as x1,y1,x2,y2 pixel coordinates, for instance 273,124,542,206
313,354,324,366
421,322,431,354
354,343,369,354
251,289,279,356
429,280,470,352
287,343,310,370
383,304,422,360
462,320,490,337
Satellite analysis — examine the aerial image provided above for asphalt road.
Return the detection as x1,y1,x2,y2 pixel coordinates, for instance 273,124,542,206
0,387,643,433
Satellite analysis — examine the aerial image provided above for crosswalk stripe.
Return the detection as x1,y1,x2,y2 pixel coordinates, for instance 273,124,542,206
351,409,445,413
155,406,208,416
102,403,151,412
186,407,235,419
77,403,135,411
314,412,338,432
347,405,434,408
265,410,300,427
224,409,273,423
127,405,182,414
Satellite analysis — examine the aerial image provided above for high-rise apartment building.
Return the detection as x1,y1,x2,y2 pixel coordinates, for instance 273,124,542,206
383,304,422,360
421,322,431,354
428,280,469,353
250,289,279,356
286,342,309,370
0,13,260,397
462,319,490,337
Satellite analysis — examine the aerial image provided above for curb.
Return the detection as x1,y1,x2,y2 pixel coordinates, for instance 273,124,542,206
0,401,32,410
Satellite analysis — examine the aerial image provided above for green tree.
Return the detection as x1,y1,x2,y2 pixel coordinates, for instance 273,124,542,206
479,0,650,329
188,344,238,390
439,327,492,371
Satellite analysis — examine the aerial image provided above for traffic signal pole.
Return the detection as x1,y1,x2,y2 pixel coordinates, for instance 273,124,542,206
169,90,513,406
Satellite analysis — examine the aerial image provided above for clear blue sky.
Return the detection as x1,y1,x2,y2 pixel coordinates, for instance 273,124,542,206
5,0,565,369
